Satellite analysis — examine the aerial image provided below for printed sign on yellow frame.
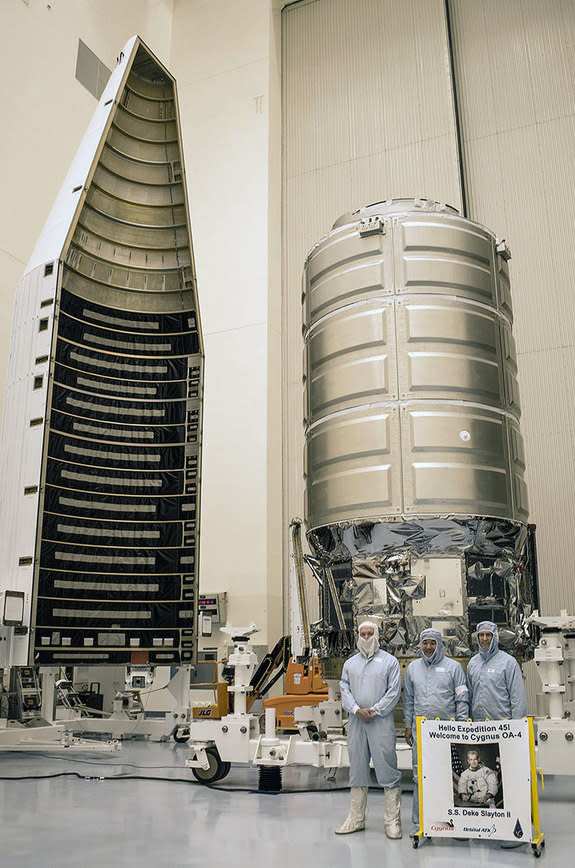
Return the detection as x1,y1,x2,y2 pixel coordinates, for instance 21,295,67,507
412,716,544,855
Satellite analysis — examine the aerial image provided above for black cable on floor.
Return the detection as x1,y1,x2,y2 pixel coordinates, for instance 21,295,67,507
0,771,399,793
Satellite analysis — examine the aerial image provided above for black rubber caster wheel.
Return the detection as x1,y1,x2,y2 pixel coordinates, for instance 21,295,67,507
191,746,231,783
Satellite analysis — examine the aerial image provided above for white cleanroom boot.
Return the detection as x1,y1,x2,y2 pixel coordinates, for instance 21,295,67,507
334,787,367,834
384,786,402,839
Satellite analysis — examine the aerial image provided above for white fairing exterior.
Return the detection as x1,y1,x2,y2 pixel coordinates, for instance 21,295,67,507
25,37,137,275
0,264,58,664
0,36,202,667
0,41,137,666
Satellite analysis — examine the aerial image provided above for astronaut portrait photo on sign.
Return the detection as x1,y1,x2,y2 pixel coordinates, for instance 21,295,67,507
451,743,504,809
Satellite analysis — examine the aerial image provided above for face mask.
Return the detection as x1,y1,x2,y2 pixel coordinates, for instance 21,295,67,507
357,634,379,658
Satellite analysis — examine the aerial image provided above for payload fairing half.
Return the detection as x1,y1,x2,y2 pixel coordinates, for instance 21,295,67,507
302,200,539,664
0,38,203,667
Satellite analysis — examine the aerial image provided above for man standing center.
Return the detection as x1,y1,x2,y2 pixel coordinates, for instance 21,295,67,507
336,620,402,838
403,628,469,837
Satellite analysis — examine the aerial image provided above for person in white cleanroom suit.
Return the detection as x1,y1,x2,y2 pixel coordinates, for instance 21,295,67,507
467,620,527,849
403,628,469,836
336,620,402,838
467,620,527,720
457,750,498,806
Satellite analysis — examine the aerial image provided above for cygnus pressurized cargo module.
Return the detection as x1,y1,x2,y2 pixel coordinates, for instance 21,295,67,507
302,200,538,665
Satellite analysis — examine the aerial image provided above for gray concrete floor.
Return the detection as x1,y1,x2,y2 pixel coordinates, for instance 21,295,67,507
0,741,570,867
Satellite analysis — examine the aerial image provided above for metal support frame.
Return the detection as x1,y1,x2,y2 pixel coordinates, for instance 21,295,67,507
185,629,412,778
529,611,575,776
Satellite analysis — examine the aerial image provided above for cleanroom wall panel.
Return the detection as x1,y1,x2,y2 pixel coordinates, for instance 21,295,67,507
535,114,575,350
171,0,268,82
518,346,575,615
170,0,283,646
466,125,562,356
174,58,270,333
349,135,460,214
282,0,461,528
199,324,271,630
521,0,575,124
450,0,575,616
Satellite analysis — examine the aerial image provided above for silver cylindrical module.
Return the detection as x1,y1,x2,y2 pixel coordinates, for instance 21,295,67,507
305,199,526,528
302,200,538,661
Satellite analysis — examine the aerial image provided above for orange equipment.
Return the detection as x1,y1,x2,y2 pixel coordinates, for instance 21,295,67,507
263,656,328,730
191,681,230,719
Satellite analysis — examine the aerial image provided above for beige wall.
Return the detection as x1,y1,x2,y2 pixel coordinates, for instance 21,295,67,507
169,0,283,646
450,0,575,616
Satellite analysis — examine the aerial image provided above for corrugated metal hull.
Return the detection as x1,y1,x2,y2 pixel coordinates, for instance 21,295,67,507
304,200,526,530
303,200,537,659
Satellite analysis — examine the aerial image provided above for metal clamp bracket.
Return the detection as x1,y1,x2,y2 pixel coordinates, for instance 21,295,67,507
359,215,385,237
